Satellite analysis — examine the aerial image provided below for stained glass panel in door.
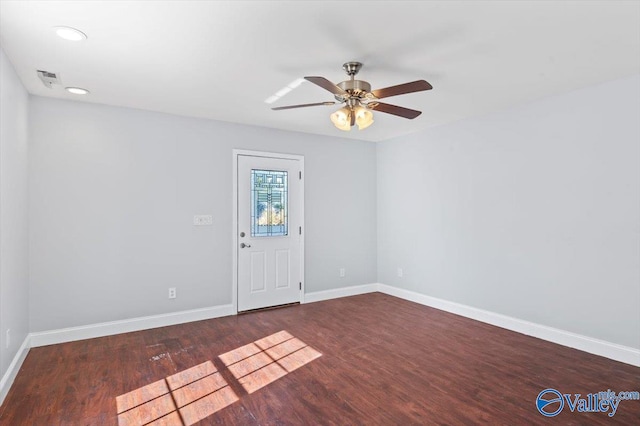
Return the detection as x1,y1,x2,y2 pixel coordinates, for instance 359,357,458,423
250,170,288,237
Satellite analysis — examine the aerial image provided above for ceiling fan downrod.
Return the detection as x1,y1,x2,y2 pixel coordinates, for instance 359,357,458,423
336,62,371,100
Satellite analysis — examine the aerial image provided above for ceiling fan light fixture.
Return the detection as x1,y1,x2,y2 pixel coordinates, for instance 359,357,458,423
54,26,87,41
330,107,351,131
355,107,374,130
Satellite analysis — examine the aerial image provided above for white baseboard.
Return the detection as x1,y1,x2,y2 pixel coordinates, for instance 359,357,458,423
378,284,640,367
0,334,31,406
3,284,637,408
304,283,379,304
30,304,235,348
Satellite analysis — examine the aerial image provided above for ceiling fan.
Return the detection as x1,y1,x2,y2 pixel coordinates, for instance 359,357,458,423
272,62,432,131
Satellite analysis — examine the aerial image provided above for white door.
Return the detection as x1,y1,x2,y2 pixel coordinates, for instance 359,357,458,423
237,154,302,311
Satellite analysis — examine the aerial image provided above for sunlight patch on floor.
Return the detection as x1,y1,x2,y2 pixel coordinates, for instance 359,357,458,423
220,330,322,394
116,361,238,426
116,331,321,425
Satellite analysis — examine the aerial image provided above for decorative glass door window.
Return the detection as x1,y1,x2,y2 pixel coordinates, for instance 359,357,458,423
251,170,288,237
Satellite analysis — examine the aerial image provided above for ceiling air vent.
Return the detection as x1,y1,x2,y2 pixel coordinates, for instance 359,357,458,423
37,70,61,88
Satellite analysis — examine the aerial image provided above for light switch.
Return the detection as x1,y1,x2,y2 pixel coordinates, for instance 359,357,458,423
193,215,213,226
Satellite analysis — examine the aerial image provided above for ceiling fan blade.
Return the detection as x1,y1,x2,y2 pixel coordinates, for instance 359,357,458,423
272,101,336,111
371,80,432,99
371,102,422,119
305,76,348,96
350,109,355,126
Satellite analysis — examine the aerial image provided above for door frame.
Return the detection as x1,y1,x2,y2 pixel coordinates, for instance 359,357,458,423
232,149,305,314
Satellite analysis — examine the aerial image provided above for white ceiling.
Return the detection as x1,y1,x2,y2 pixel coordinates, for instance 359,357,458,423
1,1,639,142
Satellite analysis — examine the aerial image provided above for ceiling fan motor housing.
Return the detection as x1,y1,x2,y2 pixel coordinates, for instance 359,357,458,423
336,79,372,100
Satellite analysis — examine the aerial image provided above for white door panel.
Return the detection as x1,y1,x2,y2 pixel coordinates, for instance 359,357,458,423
275,249,290,289
237,154,302,311
250,251,267,293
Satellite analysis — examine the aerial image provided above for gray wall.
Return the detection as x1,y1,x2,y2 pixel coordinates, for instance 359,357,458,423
13,60,640,352
28,97,377,332
377,74,640,349
0,48,29,378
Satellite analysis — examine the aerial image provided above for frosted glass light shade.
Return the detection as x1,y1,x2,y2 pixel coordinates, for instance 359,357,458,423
330,107,351,131
355,107,374,130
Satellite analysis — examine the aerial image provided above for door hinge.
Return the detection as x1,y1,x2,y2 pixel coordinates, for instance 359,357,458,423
299,171,302,180
299,282,302,290
299,226,302,235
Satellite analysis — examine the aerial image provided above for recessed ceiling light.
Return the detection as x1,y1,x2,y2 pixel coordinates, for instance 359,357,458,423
66,87,90,95
54,26,87,41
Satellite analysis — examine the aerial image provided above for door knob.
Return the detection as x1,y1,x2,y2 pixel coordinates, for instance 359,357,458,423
240,243,251,248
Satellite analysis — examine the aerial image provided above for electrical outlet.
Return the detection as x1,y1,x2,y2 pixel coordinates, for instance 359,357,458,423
193,215,213,226
339,268,346,278
6,329,10,349
397,268,403,278
168,287,177,299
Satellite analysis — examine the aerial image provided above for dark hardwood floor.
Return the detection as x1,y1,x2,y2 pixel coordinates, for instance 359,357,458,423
1,293,638,425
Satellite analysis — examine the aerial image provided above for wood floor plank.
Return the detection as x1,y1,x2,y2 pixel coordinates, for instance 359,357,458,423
0,293,638,425
116,379,169,413
166,361,218,391
171,373,229,408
